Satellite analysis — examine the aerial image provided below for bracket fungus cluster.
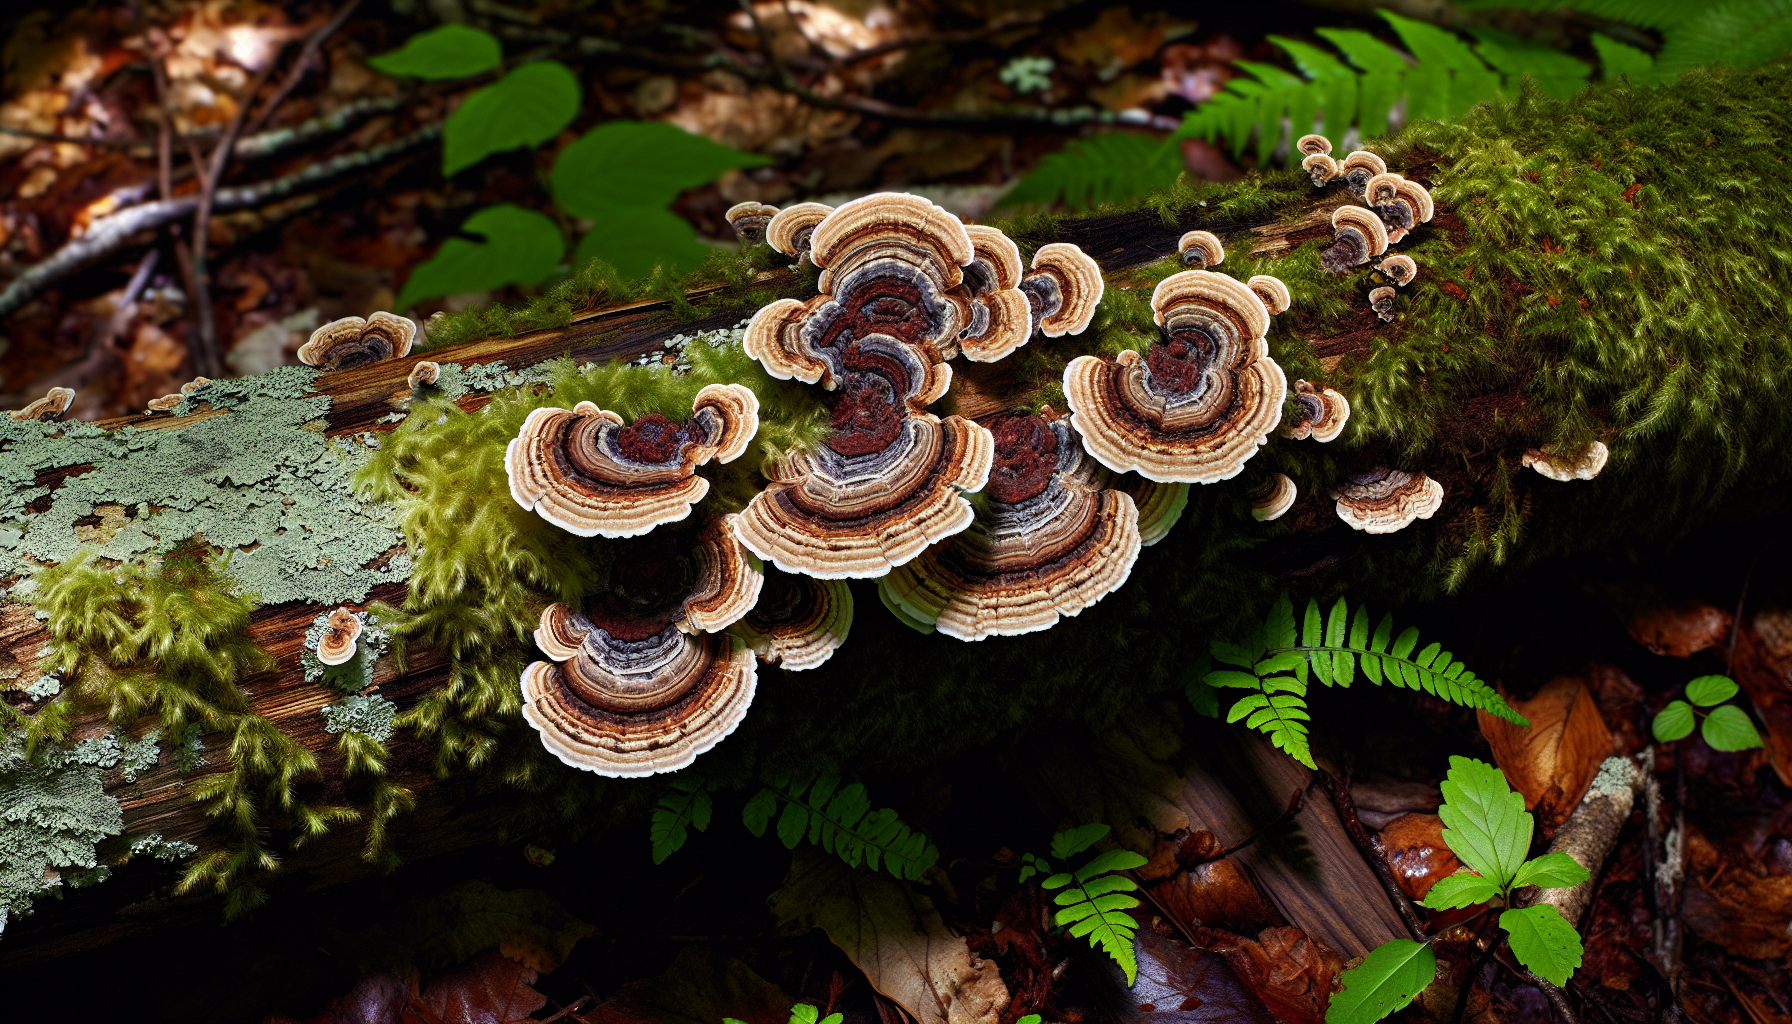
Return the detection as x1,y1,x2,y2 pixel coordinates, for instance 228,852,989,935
146,377,212,413
1309,148,1433,331
316,607,365,667
1283,380,1350,442
1332,467,1444,534
9,386,75,421
1523,441,1609,481
298,312,417,370
506,384,759,538
1065,264,1288,483
1365,172,1434,244
734,570,854,670
725,201,779,246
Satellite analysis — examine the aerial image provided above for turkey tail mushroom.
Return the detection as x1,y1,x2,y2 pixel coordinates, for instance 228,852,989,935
1177,230,1224,270
1369,285,1397,322
733,569,853,670
725,201,779,246
1341,150,1387,194
1298,135,1340,186
407,361,441,389
1364,172,1415,241
1379,254,1417,288
1523,441,1609,481
1332,467,1443,534
1248,274,1292,315
1250,473,1297,522
956,224,1034,363
10,387,76,421
766,202,834,260
1022,242,1104,338
316,608,364,666
298,312,416,370
1322,206,1389,274
145,377,212,413
1283,380,1351,442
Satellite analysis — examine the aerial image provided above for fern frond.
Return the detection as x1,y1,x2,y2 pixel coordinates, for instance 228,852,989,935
648,774,711,864
1039,837,1149,984
998,132,1183,212
743,770,939,880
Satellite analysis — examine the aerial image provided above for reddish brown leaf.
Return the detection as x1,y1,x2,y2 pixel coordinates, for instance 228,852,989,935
1128,925,1274,1022
1477,675,1615,830
405,950,546,1024
1682,825,1792,959
1149,856,1284,937
1732,609,1792,787
1585,663,1649,756
1625,600,1732,657
1196,926,1342,1024
1378,813,1460,902
586,946,791,1024
264,972,407,1024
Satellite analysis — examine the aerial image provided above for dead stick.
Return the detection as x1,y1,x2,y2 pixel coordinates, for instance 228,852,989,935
1321,770,1428,940
243,0,364,137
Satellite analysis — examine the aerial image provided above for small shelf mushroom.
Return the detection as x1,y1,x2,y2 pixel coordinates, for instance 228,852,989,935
733,568,853,670
1118,476,1190,547
1021,242,1104,338
1332,467,1443,534
406,361,441,389
1322,206,1390,275
1522,441,1609,481
1299,135,1340,187
1379,254,1417,288
1369,285,1397,322
1283,380,1351,442
766,202,835,262
316,608,364,666
725,201,779,246
1248,274,1292,315
146,377,213,413
1177,230,1224,270
506,384,760,538
1340,151,1388,195
298,312,416,370
519,518,764,777
1364,173,1433,243
1064,269,1288,483
10,387,74,421
1250,473,1297,522
955,224,1034,362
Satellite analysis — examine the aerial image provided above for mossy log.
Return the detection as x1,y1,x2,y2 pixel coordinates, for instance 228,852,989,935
4,65,1791,962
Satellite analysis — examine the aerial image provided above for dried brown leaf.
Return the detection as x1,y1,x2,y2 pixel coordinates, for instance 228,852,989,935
1197,926,1342,1024
588,946,792,1024
1625,601,1731,657
1478,675,1615,830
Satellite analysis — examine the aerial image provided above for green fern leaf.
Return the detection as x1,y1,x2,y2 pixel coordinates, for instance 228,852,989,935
747,770,940,880
648,775,711,864
997,133,1182,212
1653,0,1792,80
1591,33,1656,82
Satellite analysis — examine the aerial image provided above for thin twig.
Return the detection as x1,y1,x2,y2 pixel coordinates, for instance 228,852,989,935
1321,770,1429,940
243,0,365,137
1452,939,1502,1024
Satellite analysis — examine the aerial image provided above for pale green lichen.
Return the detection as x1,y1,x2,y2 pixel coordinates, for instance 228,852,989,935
130,832,198,862
0,366,409,605
22,674,59,700
117,730,161,784
0,732,126,932
300,610,390,693
321,693,396,742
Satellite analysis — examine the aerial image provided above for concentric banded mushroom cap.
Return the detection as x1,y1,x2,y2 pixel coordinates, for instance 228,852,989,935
878,414,1142,640
317,608,363,666
809,193,974,287
1322,206,1390,274
963,225,1023,291
1248,274,1292,315
1332,467,1443,534
1341,150,1388,191
1379,254,1417,287
1283,380,1350,442
407,361,441,389
10,387,74,421
1522,441,1609,481
1302,152,1342,187
1297,134,1333,157
766,202,834,257
1064,269,1285,483
725,201,780,245
298,312,416,370
1365,172,1404,207
147,377,209,413
732,411,995,579
1023,242,1104,337
1250,473,1297,522
1395,178,1434,223
1118,476,1189,546
733,569,853,670
1177,230,1225,269
1369,285,1397,322
680,514,765,633
955,225,1033,363
505,384,760,538
744,296,834,386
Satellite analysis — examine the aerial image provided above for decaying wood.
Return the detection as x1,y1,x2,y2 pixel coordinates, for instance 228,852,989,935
1516,755,1644,928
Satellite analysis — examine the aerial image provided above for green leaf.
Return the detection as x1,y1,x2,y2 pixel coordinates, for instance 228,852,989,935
1187,674,1221,718
1265,592,1298,650
1469,28,1592,99
743,787,779,837
1326,939,1438,1024
1317,27,1410,74
1651,699,1695,742
1438,756,1531,887
790,1006,819,1024
1419,872,1501,910
1053,885,1141,984
998,132,1182,212
648,776,711,865
1591,32,1656,83
1500,904,1583,986
1016,1017,1043,1024
1513,852,1592,890
367,25,502,80
1653,0,1792,81
572,205,710,280
394,204,564,310
1205,670,1264,689
1686,675,1739,706
443,61,581,175
551,121,770,217
1326,598,1349,649
1051,823,1109,860
1303,597,1323,648
1703,704,1765,751
1076,848,1149,881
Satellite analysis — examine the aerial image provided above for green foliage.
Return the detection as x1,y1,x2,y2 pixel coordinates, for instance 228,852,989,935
1325,939,1437,1024
366,24,502,80
393,204,565,310
742,770,939,881
1335,757,1589,1024
728,1005,842,1024
1461,0,1792,82
551,121,771,278
649,775,713,865
442,61,581,175
1203,594,1526,768
1649,674,1764,750
998,133,1183,212
1024,823,1147,985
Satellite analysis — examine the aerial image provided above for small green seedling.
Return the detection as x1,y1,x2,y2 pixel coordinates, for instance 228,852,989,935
726,1005,841,1024
1021,823,1149,984
1651,675,1763,751
1327,756,1591,1024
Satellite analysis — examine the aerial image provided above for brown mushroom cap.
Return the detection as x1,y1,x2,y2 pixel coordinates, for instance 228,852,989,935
1297,134,1333,157
810,192,974,291
725,201,780,245
1247,274,1292,316
317,608,364,666
879,414,1142,640
1250,473,1297,522
1522,440,1609,481
1369,285,1397,322
1283,379,1351,442
10,387,75,421
733,568,853,670
963,225,1023,291
1332,467,1443,534
1341,150,1388,186
298,312,416,370
1379,254,1417,287
1364,172,1404,207
956,225,1033,364
407,361,441,389
1118,476,1189,546
147,377,214,413
1177,230,1225,269
506,384,761,538
1064,269,1285,483
1334,206,1389,256
766,202,834,257
1302,152,1341,187
1322,206,1390,274
1023,242,1104,338
744,296,833,386
1395,178,1435,223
